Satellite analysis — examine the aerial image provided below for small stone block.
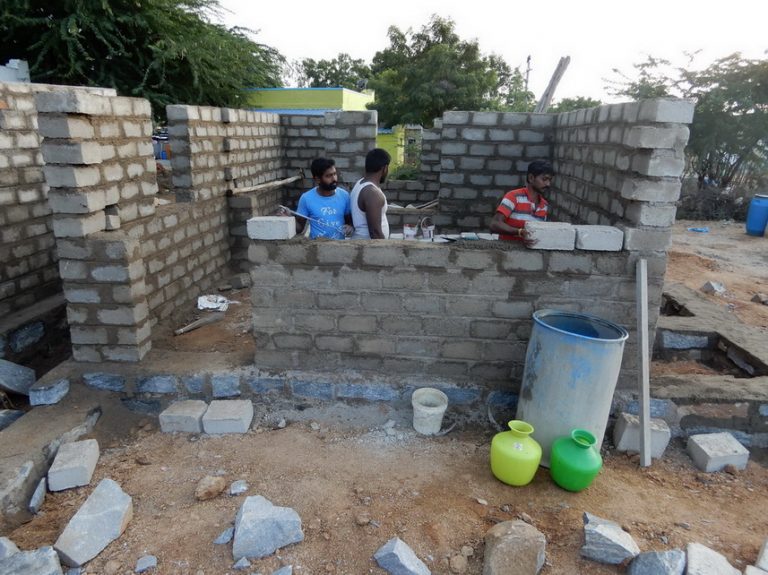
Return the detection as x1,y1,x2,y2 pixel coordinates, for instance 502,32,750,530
745,566,768,575
246,216,296,240
524,221,576,250
686,542,740,575
159,400,208,433
701,281,726,295
202,400,254,434
756,538,768,571
0,409,24,431
613,413,671,459
574,225,624,251
0,358,36,395
29,478,47,513
48,439,100,491
29,378,70,406
751,293,768,305
135,555,157,573
0,546,62,575
687,432,749,472
0,536,19,559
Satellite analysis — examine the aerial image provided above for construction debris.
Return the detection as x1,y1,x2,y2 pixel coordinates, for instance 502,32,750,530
581,512,640,565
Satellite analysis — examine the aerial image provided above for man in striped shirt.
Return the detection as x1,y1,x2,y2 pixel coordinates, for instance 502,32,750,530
490,160,554,245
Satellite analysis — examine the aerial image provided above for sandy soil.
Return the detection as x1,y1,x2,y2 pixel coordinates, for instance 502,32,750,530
7,220,768,574
665,219,768,332
8,413,768,575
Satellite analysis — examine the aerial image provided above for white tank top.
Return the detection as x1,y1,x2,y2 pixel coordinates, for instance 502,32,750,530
350,178,389,239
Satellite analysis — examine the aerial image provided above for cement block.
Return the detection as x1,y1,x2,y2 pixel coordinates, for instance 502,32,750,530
574,225,624,251
687,432,749,472
41,141,102,165
524,221,575,250
202,400,254,434
48,439,100,491
159,400,208,433
613,413,671,459
29,478,47,513
35,91,111,115
756,538,768,571
246,216,296,240
54,478,133,567
745,566,768,575
686,542,740,575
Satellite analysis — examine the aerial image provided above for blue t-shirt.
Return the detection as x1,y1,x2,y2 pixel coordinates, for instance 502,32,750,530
296,187,350,239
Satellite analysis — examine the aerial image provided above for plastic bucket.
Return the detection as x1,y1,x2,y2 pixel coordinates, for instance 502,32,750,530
515,310,629,466
745,194,768,237
411,388,448,435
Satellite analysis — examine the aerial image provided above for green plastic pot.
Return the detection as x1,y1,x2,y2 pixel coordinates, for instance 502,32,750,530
549,428,602,492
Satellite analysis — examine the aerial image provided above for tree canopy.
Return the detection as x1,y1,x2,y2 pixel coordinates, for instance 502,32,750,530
367,16,534,127
549,96,602,114
298,53,371,90
611,53,768,191
0,0,283,119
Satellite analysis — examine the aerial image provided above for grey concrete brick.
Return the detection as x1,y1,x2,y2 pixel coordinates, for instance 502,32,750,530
136,375,178,394
35,91,111,115
613,413,671,459
335,383,399,401
29,378,70,406
48,439,100,491
621,227,672,251
54,478,133,567
525,221,575,250
82,372,125,391
212,374,241,398
292,381,334,400
687,432,749,472
159,400,208,433
52,212,105,238
574,226,624,251
43,165,101,188
625,203,677,227
246,377,285,396
37,116,94,139
41,141,102,165
637,98,695,124
202,400,254,434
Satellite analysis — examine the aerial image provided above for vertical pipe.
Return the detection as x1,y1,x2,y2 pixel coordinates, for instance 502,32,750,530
636,259,652,467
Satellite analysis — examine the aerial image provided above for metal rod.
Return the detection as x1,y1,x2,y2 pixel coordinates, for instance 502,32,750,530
278,204,346,235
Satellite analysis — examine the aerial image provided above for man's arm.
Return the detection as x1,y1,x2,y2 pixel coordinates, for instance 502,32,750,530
489,212,523,237
359,185,386,239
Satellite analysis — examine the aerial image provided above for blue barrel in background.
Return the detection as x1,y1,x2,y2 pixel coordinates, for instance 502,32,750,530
746,194,768,237
516,310,629,466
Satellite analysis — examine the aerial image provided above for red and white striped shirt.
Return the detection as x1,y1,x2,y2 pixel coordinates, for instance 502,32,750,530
495,187,548,241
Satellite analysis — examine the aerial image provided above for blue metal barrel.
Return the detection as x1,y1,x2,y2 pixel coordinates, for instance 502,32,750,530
746,194,768,237
516,310,629,466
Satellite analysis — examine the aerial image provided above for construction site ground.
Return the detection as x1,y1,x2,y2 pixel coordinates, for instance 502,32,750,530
5,219,768,574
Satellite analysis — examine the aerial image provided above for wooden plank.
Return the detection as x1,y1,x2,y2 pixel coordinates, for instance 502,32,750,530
533,56,571,114
227,175,302,196
636,258,652,467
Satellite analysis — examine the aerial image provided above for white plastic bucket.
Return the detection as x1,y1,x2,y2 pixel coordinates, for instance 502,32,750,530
403,224,418,239
411,388,448,435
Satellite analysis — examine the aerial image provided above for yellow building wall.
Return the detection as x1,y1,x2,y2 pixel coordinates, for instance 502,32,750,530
247,88,374,111
376,125,404,168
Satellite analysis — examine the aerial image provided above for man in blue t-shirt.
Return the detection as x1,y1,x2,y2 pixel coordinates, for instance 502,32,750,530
295,158,352,239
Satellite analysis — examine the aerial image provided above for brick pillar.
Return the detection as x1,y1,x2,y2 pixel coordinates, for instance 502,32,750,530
35,91,154,362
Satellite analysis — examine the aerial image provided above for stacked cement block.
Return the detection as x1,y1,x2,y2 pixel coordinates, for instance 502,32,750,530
419,119,442,194
552,98,694,248
0,83,113,318
248,240,647,387
436,111,555,233
322,110,377,184
221,108,282,190
34,90,155,362
129,199,229,321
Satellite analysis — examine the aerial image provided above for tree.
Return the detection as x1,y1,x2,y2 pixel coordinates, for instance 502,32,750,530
299,53,371,90
549,96,602,114
610,53,768,191
0,0,284,119
368,15,533,127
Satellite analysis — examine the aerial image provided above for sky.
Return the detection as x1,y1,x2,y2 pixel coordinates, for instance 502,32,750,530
215,0,767,104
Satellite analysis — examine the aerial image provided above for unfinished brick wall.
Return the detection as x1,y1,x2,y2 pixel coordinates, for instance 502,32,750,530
0,82,115,319
248,240,662,389
35,90,156,361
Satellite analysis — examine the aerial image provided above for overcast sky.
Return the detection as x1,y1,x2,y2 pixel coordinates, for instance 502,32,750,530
216,0,767,103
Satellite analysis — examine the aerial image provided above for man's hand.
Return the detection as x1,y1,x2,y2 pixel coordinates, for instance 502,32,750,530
342,224,354,237
276,206,290,217
521,227,538,248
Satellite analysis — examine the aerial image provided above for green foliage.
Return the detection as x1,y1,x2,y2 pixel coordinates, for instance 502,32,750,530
0,0,283,119
549,96,602,113
608,55,674,100
299,53,371,90
368,15,534,127
610,53,768,192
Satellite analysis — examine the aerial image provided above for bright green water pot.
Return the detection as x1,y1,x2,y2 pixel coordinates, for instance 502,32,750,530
490,420,542,486
549,429,602,492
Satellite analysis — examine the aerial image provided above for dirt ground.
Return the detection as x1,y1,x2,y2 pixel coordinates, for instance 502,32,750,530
7,220,768,574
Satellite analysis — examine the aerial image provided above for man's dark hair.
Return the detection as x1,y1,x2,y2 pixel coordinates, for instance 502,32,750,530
310,157,335,178
527,160,554,178
365,148,391,173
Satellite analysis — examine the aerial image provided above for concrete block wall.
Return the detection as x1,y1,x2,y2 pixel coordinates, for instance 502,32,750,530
436,111,556,233
123,200,229,321
551,98,694,245
0,82,115,318
248,240,665,389
36,90,156,361
419,120,442,193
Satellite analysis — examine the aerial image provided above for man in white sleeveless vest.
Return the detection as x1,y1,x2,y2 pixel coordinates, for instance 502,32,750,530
350,148,391,239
